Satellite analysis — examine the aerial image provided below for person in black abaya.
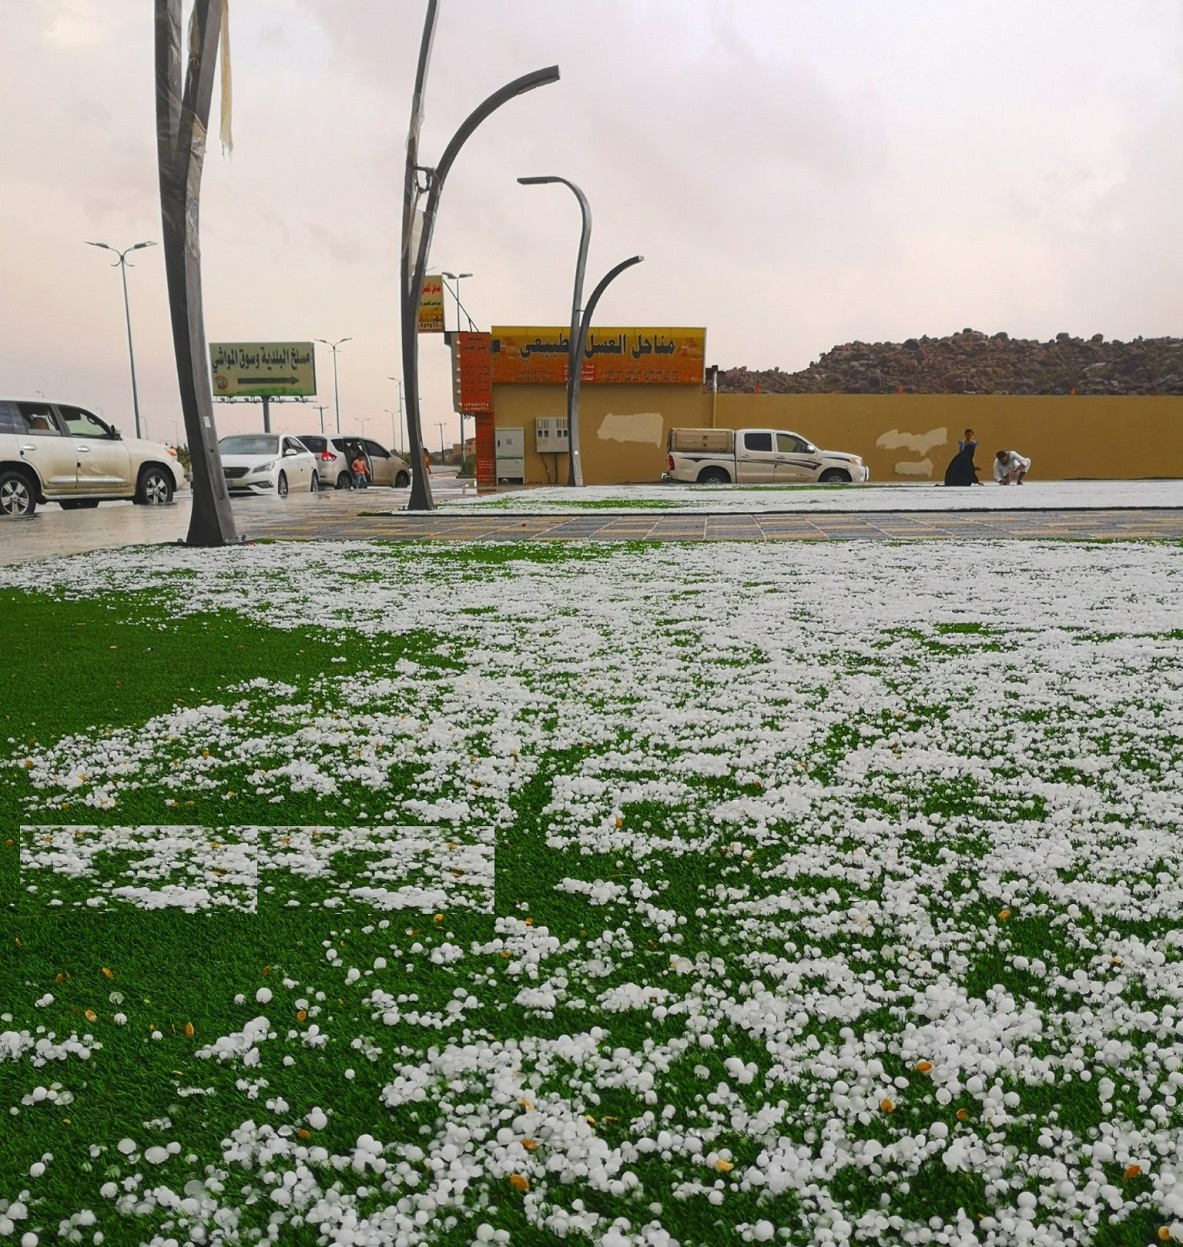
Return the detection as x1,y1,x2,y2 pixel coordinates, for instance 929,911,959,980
943,443,982,486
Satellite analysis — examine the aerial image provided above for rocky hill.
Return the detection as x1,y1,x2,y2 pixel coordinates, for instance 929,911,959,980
718,330,1183,396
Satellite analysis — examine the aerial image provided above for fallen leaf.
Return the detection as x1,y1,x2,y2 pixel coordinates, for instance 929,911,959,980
915,1061,933,1074
521,1139,538,1151
715,1158,734,1172
509,1174,528,1193
880,1098,895,1113
101,967,114,979
83,1009,96,1022
1124,1164,1142,1180
183,1022,195,1038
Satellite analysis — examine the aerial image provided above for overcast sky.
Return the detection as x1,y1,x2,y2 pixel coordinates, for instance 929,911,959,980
2,0,1182,447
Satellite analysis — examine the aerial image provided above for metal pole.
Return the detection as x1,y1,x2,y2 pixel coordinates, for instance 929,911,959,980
517,177,590,486
332,349,340,435
262,395,271,433
436,422,446,459
400,0,559,512
87,240,155,441
315,338,350,435
316,404,328,435
118,260,143,440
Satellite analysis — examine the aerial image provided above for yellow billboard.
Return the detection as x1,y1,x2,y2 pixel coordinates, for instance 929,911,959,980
490,327,706,385
418,275,445,333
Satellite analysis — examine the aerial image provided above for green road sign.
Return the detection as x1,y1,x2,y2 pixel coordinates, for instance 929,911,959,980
210,342,316,398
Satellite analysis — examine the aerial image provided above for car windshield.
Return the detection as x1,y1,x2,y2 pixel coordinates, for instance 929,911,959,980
219,435,279,456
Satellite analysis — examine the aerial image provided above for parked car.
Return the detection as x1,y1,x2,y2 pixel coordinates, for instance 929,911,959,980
665,427,869,485
296,434,412,488
218,433,319,496
296,434,355,491
0,398,184,518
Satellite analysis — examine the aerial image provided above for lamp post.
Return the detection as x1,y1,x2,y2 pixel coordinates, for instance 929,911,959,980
436,422,447,461
400,0,559,511
86,239,155,440
386,376,405,454
358,417,370,438
315,404,329,435
314,337,351,435
441,272,473,332
516,177,591,486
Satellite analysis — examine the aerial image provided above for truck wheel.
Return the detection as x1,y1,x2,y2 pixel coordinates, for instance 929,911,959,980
0,468,38,517
819,469,852,484
135,466,175,505
697,467,731,485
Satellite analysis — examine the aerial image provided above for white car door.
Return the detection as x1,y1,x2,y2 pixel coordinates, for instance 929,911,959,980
774,432,820,483
282,437,311,490
363,439,395,486
58,405,133,493
15,402,77,496
737,431,777,483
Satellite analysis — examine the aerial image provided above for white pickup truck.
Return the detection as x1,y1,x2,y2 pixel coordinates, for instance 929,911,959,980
664,427,869,485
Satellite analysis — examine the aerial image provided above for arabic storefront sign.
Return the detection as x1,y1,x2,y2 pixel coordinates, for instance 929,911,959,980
454,332,493,413
475,411,496,489
418,275,445,334
210,342,316,398
490,327,706,385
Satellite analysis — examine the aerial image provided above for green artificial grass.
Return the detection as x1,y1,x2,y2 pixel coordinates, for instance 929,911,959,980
0,542,1180,1245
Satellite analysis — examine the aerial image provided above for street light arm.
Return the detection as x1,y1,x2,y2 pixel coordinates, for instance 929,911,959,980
579,255,645,334
435,66,560,187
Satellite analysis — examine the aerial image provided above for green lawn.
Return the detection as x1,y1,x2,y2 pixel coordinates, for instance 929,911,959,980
2,538,1181,1246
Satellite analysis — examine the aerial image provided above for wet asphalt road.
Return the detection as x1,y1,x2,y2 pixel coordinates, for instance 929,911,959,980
3,482,1183,567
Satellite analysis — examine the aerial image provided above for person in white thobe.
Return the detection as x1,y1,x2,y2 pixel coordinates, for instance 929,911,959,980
994,450,1031,484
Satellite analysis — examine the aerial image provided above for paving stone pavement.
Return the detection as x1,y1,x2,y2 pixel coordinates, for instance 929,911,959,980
3,488,1183,566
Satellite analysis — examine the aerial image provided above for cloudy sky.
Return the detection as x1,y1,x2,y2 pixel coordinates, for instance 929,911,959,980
2,0,1182,447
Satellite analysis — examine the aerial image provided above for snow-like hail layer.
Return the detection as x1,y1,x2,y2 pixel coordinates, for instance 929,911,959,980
2,538,1183,1245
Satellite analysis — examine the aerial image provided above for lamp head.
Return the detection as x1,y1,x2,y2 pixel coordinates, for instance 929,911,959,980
518,176,559,186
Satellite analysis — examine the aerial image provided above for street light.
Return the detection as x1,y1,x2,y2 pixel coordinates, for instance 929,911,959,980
441,272,473,332
86,239,155,440
516,176,591,486
386,376,405,454
435,422,447,461
400,0,559,511
314,337,351,435
358,416,370,438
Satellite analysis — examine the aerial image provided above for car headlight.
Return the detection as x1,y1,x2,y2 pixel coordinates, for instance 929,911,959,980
256,460,276,473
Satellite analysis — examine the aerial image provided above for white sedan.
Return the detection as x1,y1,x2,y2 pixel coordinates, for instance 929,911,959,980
218,434,319,497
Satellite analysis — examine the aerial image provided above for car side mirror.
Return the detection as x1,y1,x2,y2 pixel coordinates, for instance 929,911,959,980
111,428,123,441
283,447,298,456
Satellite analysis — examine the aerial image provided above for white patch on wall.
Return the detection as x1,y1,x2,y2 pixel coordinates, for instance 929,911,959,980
597,412,664,446
895,459,934,477
876,427,948,455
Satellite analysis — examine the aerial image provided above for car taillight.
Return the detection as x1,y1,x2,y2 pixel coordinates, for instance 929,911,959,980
666,455,674,471
320,451,334,461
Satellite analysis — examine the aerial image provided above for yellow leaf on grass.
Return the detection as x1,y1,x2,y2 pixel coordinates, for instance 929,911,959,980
101,967,114,979
509,1174,528,1193
183,1022,195,1038
1124,1164,1141,1180
521,1139,538,1151
880,1098,895,1113
715,1159,734,1172
915,1061,933,1074
83,1010,96,1022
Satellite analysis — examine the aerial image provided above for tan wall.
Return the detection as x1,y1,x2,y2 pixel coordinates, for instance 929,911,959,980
492,387,1183,484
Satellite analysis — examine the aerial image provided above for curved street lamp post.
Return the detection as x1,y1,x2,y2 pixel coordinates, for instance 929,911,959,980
518,177,643,487
87,240,155,440
401,0,559,511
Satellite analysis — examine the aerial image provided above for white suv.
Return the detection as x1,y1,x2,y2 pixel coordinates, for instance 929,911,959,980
0,399,184,518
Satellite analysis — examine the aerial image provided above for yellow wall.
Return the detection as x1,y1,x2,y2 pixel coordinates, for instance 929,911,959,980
492,387,1183,484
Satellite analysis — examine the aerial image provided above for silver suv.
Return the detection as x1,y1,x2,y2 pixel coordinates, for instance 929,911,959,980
296,434,412,489
0,399,184,518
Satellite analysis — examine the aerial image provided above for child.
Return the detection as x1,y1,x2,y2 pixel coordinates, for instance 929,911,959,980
350,450,368,489
958,428,977,454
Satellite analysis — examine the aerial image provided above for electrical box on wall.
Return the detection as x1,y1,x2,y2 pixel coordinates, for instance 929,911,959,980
534,417,569,452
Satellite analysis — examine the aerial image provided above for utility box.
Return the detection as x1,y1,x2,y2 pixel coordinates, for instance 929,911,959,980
496,426,525,483
535,416,569,453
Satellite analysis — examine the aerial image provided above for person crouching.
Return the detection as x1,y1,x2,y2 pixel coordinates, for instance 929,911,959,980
993,450,1031,485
